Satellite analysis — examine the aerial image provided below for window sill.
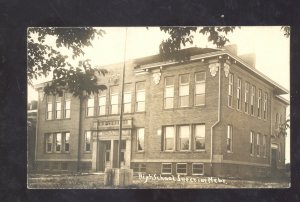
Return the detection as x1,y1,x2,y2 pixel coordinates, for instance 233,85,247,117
227,151,233,154
227,106,234,110
192,173,204,176
45,118,71,121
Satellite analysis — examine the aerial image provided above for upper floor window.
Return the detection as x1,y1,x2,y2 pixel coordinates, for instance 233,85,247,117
46,95,53,120
250,85,256,116
136,82,145,112
178,125,190,150
164,77,174,109
263,92,268,120
86,94,95,116
237,78,242,110
55,96,62,119
55,133,62,152
64,132,70,152
228,73,234,107
244,82,249,114
163,126,175,151
195,124,205,150
98,90,107,116
250,131,254,155
257,89,262,118
179,74,189,107
84,131,92,152
64,93,71,118
137,128,145,152
194,72,206,106
110,86,119,114
124,84,132,113
227,125,233,152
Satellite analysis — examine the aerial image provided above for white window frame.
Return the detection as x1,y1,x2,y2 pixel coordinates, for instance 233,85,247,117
64,93,71,118
110,86,119,114
55,96,62,119
250,131,254,155
251,85,255,116
194,124,205,151
244,82,249,114
227,125,233,152
164,76,174,109
228,73,234,107
192,163,204,175
263,92,268,120
178,125,191,151
123,84,132,113
135,82,145,112
45,133,53,153
46,95,53,120
84,131,92,152
137,128,145,152
256,133,260,157
179,74,190,107
194,72,206,106
86,95,95,116
236,78,242,111
176,163,187,175
257,89,262,118
98,90,106,116
161,163,172,175
54,132,62,152
163,126,175,151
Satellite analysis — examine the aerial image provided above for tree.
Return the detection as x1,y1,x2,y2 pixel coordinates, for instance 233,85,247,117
27,27,107,97
159,26,237,61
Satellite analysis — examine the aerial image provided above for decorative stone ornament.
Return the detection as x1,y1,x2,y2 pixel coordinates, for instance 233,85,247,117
224,63,230,77
208,63,220,77
152,72,161,85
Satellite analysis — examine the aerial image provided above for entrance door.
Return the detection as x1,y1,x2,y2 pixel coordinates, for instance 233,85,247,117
98,141,111,172
271,148,278,172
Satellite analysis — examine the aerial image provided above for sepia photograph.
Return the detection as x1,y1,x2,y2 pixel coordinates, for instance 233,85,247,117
27,26,290,189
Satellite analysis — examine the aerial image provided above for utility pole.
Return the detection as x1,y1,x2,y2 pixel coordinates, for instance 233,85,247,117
118,28,128,168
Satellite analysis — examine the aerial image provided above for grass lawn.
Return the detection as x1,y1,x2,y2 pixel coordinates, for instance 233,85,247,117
27,173,290,189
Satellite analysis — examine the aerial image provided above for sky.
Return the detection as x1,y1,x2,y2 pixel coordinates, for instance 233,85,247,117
27,26,290,163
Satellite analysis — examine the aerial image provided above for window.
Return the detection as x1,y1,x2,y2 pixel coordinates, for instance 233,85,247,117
250,131,254,155
85,131,92,152
237,78,242,110
45,132,70,153
64,132,70,152
179,125,190,150
244,82,249,113
263,135,267,157
105,141,111,162
64,93,71,118
110,86,119,114
136,82,145,112
195,124,205,150
86,94,94,116
98,90,106,115
263,92,268,119
137,128,145,151
55,96,62,119
256,133,260,156
161,163,172,174
164,77,174,109
163,126,175,151
120,140,126,162
133,163,146,173
227,125,233,152
55,133,62,152
228,73,234,107
251,85,256,116
194,72,206,106
123,84,131,113
46,95,53,120
192,163,204,175
179,74,189,107
257,89,262,118
176,163,187,175
45,134,53,153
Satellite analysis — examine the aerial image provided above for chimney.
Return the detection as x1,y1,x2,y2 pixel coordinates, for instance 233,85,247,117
224,44,237,55
238,53,256,68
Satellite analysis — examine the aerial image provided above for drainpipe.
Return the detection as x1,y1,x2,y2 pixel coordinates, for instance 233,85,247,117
210,59,223,176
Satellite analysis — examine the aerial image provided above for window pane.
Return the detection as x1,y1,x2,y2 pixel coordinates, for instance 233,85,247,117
124,93,131,103
195,94,205,105
65,132,70,152
88,97,94,107
180,74,189,84
165,87,174,97
46,134,53,152
56,102,61,110
195,72,205,82
85,132,91,151
179,126,190,150
99,97,106,105
164,98,174,109
65,101,71,109
193,164,204,174
162,164,172,174
111,105,118,114
180,96,189,107
137,128,144,151
111,95,118,104
136,91,145,101
47,103,52,111
179,85,189,96
56,133,61,152
177,164,187,174
195,125,205,150
165,127,174,150
195,83,205,94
